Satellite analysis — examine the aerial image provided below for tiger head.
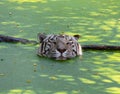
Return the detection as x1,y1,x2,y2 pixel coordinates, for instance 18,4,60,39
37,33,82,60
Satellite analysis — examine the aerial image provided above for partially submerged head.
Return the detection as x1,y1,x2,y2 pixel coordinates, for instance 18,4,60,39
37,33,82,60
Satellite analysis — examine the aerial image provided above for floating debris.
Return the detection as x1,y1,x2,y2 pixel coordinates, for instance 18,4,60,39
26,80,32,83
9,12,12,15
0,73,5,76
49,76,58,80
0,59,4,61
33,63,37,66
33,69,37,72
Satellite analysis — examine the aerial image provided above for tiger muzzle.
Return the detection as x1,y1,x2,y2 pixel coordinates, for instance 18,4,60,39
56,39,67,53
57,48,66,53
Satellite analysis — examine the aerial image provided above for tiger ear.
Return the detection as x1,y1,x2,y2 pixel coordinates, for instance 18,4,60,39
38,33,47,43
73,34,81,40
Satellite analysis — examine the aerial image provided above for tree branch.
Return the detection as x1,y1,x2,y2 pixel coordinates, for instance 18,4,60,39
0,35,38,45
82,45,120,50
0,34,120,50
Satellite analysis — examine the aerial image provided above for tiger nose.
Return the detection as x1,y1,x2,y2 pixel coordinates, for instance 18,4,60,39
57,48,66,53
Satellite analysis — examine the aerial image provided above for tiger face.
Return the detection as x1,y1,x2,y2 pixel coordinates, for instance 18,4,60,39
37,33,82,60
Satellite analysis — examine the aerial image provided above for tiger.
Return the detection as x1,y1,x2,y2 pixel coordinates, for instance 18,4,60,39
37,33,82,60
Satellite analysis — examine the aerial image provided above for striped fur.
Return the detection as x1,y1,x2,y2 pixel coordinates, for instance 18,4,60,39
37,34,82,60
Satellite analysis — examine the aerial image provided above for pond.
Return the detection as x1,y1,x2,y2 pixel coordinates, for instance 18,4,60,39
0,0,120,94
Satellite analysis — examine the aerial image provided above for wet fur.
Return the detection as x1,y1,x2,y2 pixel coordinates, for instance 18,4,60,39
37,34,82,60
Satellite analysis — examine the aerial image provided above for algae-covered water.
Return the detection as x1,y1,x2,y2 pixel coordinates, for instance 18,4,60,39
0,0,120,94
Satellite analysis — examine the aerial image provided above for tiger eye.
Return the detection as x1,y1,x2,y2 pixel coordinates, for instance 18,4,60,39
72,45,75,47
66,41,73,45
66,42,70,45
53,42,56,45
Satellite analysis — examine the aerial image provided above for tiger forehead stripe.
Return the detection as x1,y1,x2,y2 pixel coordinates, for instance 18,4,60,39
64,35,68,40
43,35,54,42
58,35,71,41
65,35,72,41
50,35,57,40
43,35,50,42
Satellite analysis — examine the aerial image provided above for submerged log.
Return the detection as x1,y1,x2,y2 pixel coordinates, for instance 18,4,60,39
82,45,120,50
0,35,38,44
0,34,120,50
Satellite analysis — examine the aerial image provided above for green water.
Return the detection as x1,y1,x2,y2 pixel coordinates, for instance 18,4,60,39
0,0,120,94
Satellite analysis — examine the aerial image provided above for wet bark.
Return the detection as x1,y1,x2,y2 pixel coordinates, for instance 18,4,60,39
0,35,38,45
82,45,120,50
